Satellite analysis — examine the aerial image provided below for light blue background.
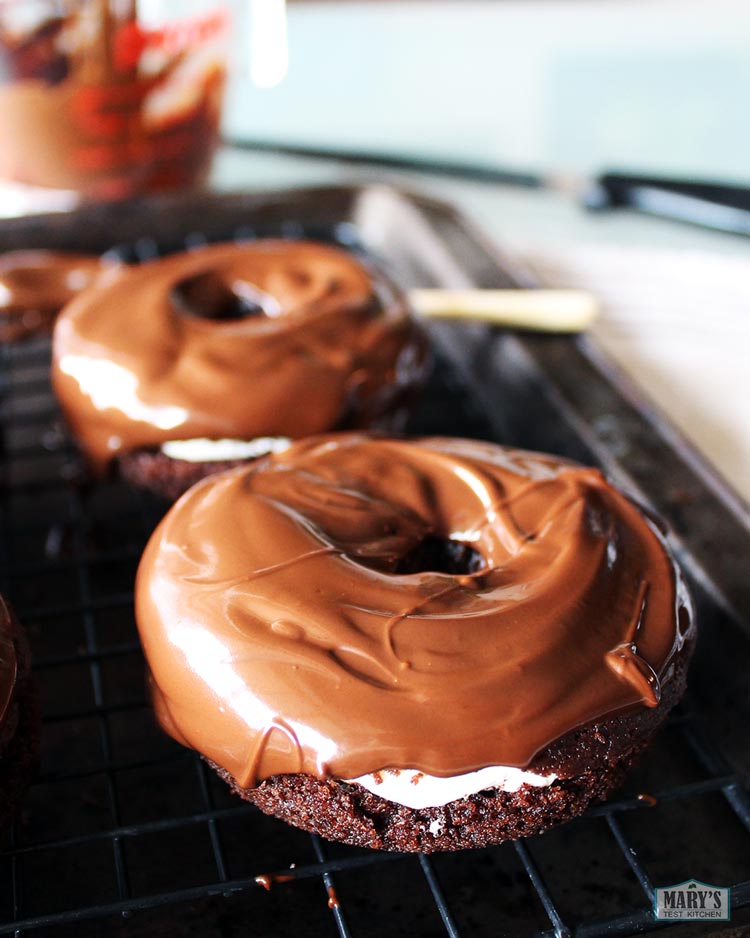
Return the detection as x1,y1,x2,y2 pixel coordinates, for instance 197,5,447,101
223,0,750,182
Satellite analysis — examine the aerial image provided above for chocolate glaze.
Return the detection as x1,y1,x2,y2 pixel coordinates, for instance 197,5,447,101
0,251,104,342
637,792,658,806
135,434,693,789
52,241,428,471
254,873,295,891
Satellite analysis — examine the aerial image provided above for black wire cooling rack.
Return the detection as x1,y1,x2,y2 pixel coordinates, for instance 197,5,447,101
1,193,749,938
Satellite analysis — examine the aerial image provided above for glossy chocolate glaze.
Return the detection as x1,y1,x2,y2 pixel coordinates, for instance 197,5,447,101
0,250,103,342
135,434,693,788
0,597,18,729
52,241,428,472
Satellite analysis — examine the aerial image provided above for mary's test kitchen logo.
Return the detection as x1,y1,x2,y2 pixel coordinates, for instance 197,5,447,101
655,880,730,921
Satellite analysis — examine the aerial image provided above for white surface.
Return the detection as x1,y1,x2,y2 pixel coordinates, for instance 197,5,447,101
347,765,557,810
517,243,750,502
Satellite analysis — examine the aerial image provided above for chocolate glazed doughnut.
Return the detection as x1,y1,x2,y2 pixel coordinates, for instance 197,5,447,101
51,240,429,499
135,434,695,852
0,250,105,342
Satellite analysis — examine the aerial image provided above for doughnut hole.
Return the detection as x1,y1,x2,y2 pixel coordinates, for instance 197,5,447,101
395,535,485,576
172,270,279,321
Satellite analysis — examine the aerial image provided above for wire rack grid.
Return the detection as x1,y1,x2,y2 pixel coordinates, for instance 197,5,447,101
0,224,749,938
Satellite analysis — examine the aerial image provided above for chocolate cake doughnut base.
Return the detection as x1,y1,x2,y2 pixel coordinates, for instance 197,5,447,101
208,648,690,853
118,450,249,502
215,755,639,853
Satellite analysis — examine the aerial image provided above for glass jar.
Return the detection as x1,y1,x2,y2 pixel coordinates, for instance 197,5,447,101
0,0,230,199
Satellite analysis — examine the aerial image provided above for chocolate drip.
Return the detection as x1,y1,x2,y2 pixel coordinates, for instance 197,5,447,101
241,718,304,790
605,580,661,707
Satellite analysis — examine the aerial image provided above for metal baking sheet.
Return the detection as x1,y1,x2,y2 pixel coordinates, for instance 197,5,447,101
0,184,748,938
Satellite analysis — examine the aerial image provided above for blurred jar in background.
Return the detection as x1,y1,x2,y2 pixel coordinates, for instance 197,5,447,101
0,0,229,199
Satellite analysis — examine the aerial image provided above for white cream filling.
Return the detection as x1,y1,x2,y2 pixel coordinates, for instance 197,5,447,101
346,766,557,810
160,437,291,463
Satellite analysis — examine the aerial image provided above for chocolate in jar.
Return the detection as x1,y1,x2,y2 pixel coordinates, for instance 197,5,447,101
0,1,228,198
